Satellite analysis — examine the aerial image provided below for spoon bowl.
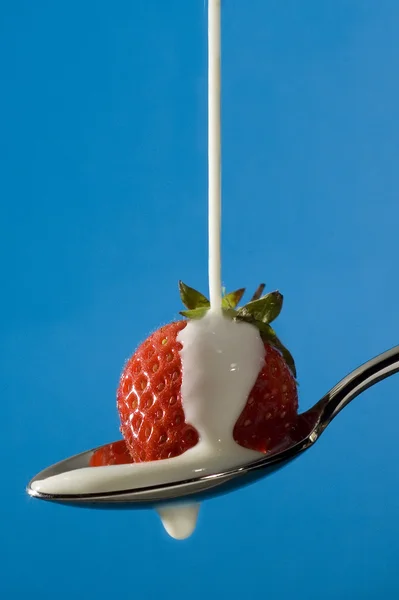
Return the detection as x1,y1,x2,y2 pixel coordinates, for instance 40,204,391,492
27,345,399,508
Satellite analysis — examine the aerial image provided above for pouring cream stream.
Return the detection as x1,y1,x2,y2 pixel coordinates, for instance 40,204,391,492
31,0,266,540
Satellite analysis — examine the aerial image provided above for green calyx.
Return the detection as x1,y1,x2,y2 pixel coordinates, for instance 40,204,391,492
178,281,297,378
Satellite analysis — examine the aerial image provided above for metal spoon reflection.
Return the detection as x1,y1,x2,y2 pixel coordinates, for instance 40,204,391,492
27,345,399,508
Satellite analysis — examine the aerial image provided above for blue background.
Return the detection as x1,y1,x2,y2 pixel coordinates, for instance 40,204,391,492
1,1,399,598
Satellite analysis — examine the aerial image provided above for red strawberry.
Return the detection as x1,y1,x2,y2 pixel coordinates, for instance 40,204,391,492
117,321,199,462
90,440,133,467
117,282,298,463
233,343,297,453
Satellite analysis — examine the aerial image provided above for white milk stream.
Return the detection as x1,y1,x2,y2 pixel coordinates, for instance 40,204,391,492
31,0,266,539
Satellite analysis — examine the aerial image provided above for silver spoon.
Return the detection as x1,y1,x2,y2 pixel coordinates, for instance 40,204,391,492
27,345,399,509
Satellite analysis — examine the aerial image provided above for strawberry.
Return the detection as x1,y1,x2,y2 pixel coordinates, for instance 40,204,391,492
117,320,199,463
117,282,298,463
90,440,133,467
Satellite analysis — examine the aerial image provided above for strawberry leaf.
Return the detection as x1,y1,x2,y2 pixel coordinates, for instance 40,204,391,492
179,281,210,310
238,291,283,324
222,288,245,309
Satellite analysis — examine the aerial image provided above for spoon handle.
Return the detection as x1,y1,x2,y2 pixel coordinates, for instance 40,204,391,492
319,345,399,426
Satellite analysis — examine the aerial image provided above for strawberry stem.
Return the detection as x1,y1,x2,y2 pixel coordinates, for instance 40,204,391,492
250,283,266,302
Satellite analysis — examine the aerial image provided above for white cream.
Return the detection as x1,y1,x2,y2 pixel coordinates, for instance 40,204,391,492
156,504,200,540
178,311,265,458
31,313,265,537
31,1,267,540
